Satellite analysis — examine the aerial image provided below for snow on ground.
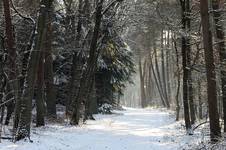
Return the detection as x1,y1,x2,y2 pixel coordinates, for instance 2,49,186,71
0,108,204,150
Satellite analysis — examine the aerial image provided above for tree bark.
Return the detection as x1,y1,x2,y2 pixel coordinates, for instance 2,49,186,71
66,0,84,118
0,34,6,141
36,50,45,127
185,0,196,125
44,9,56,119
70,0,104,125
173,37,181,121
85,77,97,120
212,0,226,133
150,55,166,107
153,37,168,108
198,79,203,120
139,57,146,108
180,0,191,133
161,29,169,107
13,20,36,136
146,62,153,104
3,0,19,127
166,29,171,103
16,0,53,141
200,0,221,142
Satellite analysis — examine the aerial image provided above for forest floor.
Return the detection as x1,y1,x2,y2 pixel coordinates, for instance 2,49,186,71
0,108,207,150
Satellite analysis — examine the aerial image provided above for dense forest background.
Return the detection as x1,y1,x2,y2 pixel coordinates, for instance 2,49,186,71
0,0,226,146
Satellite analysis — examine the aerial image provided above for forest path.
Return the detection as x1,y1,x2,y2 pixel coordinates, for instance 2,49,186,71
0,108,200,150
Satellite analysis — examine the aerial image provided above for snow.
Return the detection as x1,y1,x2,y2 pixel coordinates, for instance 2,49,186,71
0,108,203,150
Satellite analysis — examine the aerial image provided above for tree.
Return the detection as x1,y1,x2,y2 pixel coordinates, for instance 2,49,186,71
70,0,105,125
3,0,19,127
172,36,181,121
36,44,45,127
44,7,56,119
200,0,221,142
185,0,196,125
180,0,192,134
161,29,169,108
70,0,124,125
212,0,226,133
16,0,54,141
139,55,147,108
66,0,84,119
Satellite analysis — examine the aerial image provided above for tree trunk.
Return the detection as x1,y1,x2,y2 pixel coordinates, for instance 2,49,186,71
44,10,56,119
0,34,6,141
212,0,226,133
198,79,203,120
150,56,166,107
186,0,196,125
139,57,146,108
144,59,152,105
70,0,104,125
36,50,45,127
66,0,84,118
180,0,191,133
166,29,171,103
85,77,97,120
4,93,14,125
16,0,53,141
153,37,168,107
173,37,181,121
200,0,221,142
147,62,153,104
14,25,36,132
3,0,19,127
161,29,169,107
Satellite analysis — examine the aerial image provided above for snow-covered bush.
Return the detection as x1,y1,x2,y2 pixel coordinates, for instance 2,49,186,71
98,103,113,114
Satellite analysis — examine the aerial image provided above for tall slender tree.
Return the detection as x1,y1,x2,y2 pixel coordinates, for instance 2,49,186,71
16,0,54,141
161,29,169,108
212,0,226,133
45,7,56,119
200,0,221,142
180,0,192,134
66,0,84,118
139,56,147,108
3,0,19,127
172,36,181,121
70,0,105,125
186,0,196,125
36,46,45,127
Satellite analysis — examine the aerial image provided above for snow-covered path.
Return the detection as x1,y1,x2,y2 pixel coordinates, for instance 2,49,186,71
0,108,200,150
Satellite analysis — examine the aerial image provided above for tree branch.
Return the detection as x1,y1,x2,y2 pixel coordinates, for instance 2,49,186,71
10,0,35,24
102,0,123,15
